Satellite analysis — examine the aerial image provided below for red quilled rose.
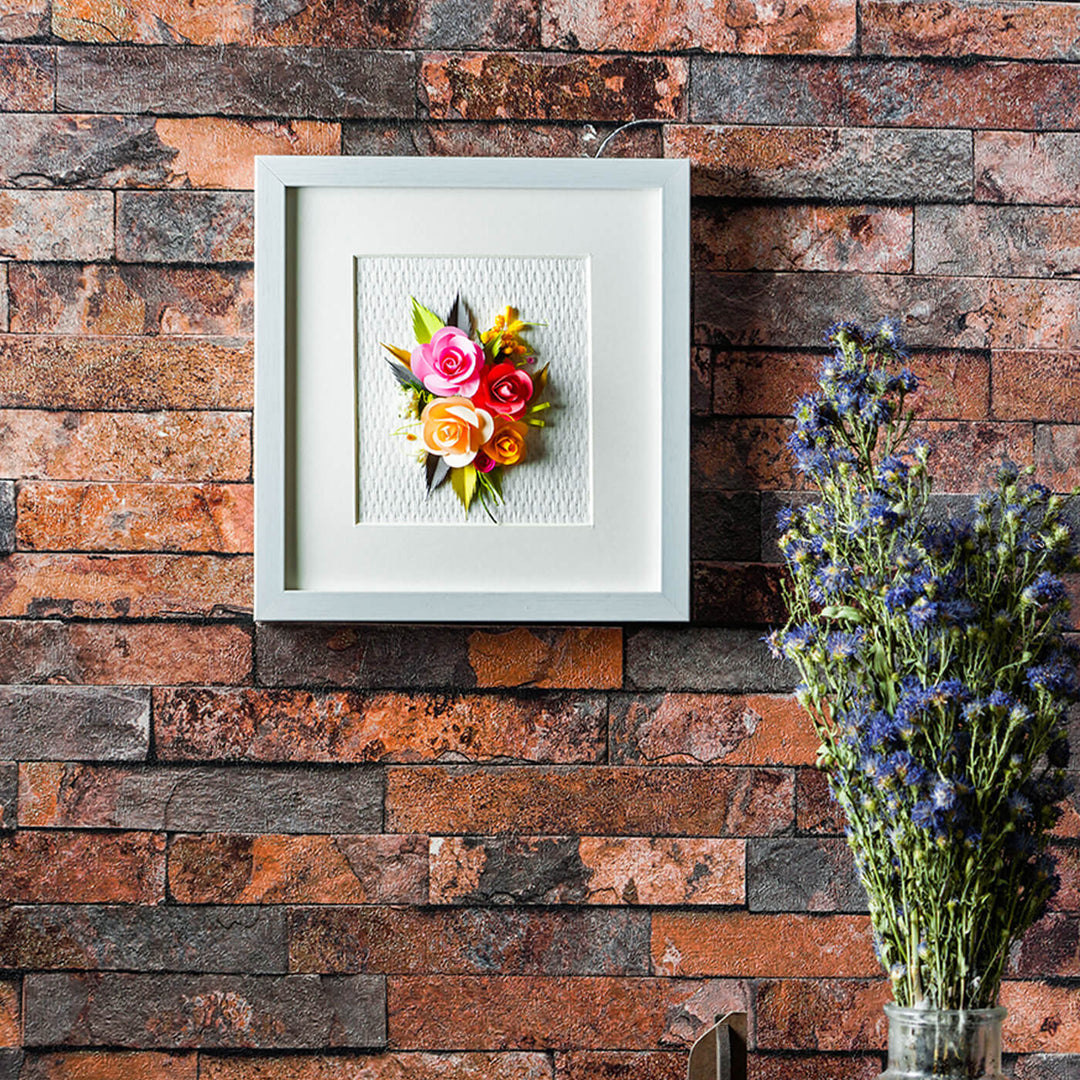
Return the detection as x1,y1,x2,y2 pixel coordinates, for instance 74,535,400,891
474,362,534,419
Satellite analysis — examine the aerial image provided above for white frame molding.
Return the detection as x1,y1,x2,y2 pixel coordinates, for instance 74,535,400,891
255,156,689,623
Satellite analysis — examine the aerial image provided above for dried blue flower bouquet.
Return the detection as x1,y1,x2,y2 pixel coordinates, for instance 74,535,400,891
768,320,1077,1010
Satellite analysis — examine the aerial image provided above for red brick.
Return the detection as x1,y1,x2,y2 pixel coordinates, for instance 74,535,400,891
343,120,661,159
0,979,16,1047
541,0,854,53
52,0,250,43
667,125,970,201
0,830,164,903
693,418,804,492
0,409,252,482
0,336,253,410
693,562,786,624
201,1053,553,1080
977,132,1080,205
913,420,1034,492
20,1053,197,1080
755,979,889,1051
749,1056,882,1080
797,768,845,834
693,204,911,274
388,976,747,1050
117,191,252,263
1000,981,1080,1053
254,0,539,47
1035,426,1080,492
428,836,746,906
0,191,111,260
288,907,648,977
153,688,605,763
916,205,1080,277
153,118,339,187
16,482,253,553
652,912,876,978
9,264,253,336
555,1052,685,1080
712,349,989,420
168,834,428,904
386,766,794,836
1052,845,1080,911
986,279,1080,350
994,353,1080,423
863,0,1080,60
0,0,47,39
0,46,53,110
0,554,252,618
610,693,818,766
420,53,687,121
0,621,252,685
466,628,622,689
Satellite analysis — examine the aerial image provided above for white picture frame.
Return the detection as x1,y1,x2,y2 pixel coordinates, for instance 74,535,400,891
255,155,689,623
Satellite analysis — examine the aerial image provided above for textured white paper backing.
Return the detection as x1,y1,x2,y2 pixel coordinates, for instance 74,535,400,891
356,255,592,525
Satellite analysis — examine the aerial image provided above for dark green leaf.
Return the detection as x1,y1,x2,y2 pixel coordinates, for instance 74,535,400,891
387,360,425,393
425,453,450,495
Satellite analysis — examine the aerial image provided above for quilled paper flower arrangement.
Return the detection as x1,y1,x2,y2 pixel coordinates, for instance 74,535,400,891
382,294,550,521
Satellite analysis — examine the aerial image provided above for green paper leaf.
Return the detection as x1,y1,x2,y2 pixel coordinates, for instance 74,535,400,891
412,297,445,344
819,605,864,623
450,464,477,513
425,453,450,495
386,360,425,393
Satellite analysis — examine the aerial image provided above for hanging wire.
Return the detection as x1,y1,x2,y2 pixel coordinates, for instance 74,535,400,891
594,119,663,158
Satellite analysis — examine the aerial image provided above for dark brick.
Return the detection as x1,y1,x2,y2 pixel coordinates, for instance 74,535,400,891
57,46,416,118
0,905,287,973
1010,912,1080,978
19,763,382,832
691,491,760,562
625,627,794,692
0,1051,17,1080
796,768,845,834
117,192,252,263
747,838,866,913
0,47,53,111
692,562,786,625
342,120,662,159
668,125,971,201
0,621,252,685
1012,1056,1080,1080
0,335,253,410
0,687,149,760
916,205,1080,278
0,481,13,554
288,907,649,975
420,52,687,121
154,688,604,763
0,764,13,832
9,264,253,337
695,272,990,350
255,624,474,688
690,56,1080,130
23,973,386,1049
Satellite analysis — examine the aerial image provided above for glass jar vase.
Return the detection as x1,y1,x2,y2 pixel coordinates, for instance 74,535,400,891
877,1004,1006,1079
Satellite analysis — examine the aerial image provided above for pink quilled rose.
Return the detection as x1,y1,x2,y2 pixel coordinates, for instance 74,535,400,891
474,362,534,419
411,326,485,398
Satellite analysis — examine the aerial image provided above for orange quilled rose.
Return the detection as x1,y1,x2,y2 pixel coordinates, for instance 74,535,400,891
420,397,494,468
483,414,528,467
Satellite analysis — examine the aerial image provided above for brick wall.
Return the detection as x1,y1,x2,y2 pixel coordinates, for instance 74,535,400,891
0,1,1078,1077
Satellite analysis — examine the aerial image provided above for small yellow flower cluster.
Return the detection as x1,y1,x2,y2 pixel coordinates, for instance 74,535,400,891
481,306,530,358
